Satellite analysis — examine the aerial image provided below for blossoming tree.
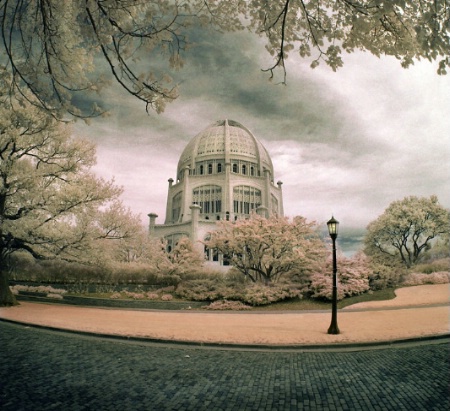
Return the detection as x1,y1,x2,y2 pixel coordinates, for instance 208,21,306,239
364,195,450,268
205,215,326,284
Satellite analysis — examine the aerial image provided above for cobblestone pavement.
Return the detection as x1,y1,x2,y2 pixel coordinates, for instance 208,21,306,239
1,321,448,411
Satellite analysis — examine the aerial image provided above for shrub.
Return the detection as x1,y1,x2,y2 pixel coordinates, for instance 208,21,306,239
122,291,145,299
46,293,64,299
10,285,67,295
241,283,301,306
203,300,252,310
411,258,450,274
146,292,160,300
401,271,450,286
175,278,302,306
110,292,122,299
175,278,241,301
161,294,173,301
368,261,403,291
309,254,371,301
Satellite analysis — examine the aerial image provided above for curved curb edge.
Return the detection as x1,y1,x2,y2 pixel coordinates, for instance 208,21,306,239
1,318,449,353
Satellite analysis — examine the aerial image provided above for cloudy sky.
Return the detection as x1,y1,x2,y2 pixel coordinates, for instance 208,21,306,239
74,27,450,239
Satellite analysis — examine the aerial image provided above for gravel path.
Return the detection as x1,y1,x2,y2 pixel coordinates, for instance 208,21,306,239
1,284,448,346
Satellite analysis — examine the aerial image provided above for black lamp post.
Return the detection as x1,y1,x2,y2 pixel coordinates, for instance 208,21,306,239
327,216,340,335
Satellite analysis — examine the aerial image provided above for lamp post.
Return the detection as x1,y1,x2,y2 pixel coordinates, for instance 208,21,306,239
327,216,340,335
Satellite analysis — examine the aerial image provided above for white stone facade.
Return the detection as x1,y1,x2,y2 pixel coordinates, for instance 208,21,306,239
149,120,284,263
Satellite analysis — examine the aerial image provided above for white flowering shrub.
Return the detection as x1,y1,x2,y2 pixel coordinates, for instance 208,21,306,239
10,285,67,295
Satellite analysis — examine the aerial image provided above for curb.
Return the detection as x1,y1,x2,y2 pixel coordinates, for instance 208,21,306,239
1,317,449,353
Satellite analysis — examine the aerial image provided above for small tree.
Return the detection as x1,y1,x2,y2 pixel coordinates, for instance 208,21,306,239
205,215,326,284
364,195,450,268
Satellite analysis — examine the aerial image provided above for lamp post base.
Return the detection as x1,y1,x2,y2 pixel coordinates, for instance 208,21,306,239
327,324,340,335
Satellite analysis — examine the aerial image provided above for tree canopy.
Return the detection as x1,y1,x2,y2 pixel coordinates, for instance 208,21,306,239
205,215,326,283
364,195,450,268
1,0,448,118
0,70,141,305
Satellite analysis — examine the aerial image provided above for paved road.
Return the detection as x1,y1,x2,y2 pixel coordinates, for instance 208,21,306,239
1,321,448,411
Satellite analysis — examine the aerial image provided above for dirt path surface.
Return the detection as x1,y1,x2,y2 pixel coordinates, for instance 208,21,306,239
1,284,448,346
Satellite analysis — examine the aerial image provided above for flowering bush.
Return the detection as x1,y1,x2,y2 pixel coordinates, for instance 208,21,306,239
161,294,173,301
146,292,160,300
241,284,301,306
309,254,370,301
10,285,67,295
401,271,450,286
176,278,302,306
122,291,145,299
204,300,252,310
46,293,64,299
175,279,241,301
110,292,122,299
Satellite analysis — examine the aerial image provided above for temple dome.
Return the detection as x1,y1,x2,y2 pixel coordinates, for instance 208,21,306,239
177,119,273,176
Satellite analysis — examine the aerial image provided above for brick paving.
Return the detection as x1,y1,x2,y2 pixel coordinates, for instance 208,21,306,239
1,321,448,411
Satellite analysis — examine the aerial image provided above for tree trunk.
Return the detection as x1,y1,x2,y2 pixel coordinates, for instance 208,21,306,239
0,268,18,306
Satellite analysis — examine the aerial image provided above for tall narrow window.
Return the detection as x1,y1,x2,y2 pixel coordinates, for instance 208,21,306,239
192,185,222,215
217,163,222,173
232,163,238,173
208,163,213,174
233,186,261,216
199,165,204,175
242,165,246,175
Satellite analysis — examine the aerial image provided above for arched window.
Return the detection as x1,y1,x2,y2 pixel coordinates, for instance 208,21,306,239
217,163,222,173
199,165,204,175
242,164,246,175
250,166,255,176
232,163,238,173
208,163,213,174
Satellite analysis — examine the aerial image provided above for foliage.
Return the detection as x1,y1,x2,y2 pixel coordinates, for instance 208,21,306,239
0,76,141,305
401,271,450,286
10,284,67,296
203,300,252,311
411,258,450,274
367,260,403,291
205,215,326,284
246,0,449,78
309,253,371,301
364,195,450,268
1,1,447,117
241,283,302,306
175,276,303,306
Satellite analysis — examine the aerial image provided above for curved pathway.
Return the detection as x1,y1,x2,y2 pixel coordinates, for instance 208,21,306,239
0,284,448,347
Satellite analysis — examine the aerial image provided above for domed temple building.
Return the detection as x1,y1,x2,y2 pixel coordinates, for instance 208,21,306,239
148,119,284,265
